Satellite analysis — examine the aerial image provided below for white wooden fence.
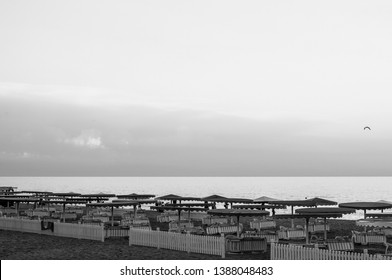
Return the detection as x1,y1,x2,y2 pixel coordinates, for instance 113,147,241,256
270,242,392,260
129,228,226,258
0,217,104,242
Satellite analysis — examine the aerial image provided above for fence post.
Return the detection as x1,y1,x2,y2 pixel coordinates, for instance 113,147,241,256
363,249,368,260
101,224,105,242
157,227,160,249
220,233,226,259
186,231,191,253
270,239,276,260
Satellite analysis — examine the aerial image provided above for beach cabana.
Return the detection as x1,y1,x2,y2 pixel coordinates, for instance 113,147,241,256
87,201,138,226
207,209,269,237
338,202,392,219
295,207,355,242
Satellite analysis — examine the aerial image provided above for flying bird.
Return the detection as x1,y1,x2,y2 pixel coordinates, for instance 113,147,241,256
364,126,371,130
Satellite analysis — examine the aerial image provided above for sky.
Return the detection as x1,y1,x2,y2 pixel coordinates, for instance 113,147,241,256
1,0,392,176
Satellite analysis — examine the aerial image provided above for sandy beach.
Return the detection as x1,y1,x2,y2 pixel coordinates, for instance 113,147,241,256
2,211,383,260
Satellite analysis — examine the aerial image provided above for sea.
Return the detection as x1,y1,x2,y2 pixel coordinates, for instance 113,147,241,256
1,176,392,219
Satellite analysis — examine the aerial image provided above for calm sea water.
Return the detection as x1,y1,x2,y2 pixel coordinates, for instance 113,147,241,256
2,177,392,219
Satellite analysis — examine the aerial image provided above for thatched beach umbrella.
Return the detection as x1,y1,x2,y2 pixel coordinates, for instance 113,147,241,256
207,209,269,237
253,196,279,204
150,205,208,222
113,199,156,217
272,197,337,227
157,194,201,205
339,202,392,219
52,192,81,198
87,201,138,226
80,193,116,203
202,195,253,209
232,204,284,215
296,207,355,242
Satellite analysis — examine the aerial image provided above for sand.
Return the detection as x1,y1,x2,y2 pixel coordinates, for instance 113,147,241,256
0,212,388,260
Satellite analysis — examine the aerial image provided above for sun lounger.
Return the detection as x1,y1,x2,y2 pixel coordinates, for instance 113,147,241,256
242,231,279,243
250,220,276,230
326,240,354,251
225,235,268,253
351,230,386,245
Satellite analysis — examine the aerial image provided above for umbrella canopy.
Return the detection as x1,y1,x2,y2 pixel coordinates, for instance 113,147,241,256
201,194,228,202
80,193,116,198
207,209,269,237
295,207,356,243
232,204,284,210
339,202,392,218
295,207,355,215
113,199,156,204
253,196,279,203
151,205,207,212
51,192,81,197
272,197,337,208
356,218,392,229
156,194,201,203
0,194,34,199
165,202,214,208
17,190,53,196
0,197,41,203
116,193,156,199
232,204,284,215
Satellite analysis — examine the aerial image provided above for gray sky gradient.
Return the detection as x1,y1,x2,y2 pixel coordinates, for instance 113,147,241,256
1,1,392,176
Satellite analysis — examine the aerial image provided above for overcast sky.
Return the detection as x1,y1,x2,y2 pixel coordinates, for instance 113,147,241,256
1,0,392,176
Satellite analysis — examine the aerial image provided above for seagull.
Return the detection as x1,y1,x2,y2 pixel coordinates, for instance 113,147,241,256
364,126,371,130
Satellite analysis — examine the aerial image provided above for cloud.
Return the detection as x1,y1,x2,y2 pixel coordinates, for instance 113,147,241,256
63,130,104,149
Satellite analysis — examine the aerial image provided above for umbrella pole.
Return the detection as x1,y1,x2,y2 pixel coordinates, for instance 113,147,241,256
324,217,327,241
111,206,114,226
237,216,240,237
364,209,366,219
291,206,294,228
62,203,66,223
305,217,309,244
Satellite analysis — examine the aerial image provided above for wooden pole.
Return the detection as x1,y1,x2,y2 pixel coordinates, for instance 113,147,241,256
111,206,114,226
237,215,240,237
305,217,309,244
62,203,66,222
323,217,327,241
